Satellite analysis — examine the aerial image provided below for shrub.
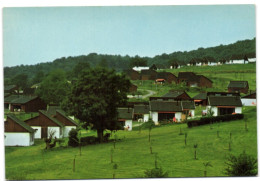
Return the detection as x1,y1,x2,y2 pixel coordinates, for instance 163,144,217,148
80,136,99,145
141,119,155,129
68,129,79,147
224,151,258,176
144,168,168,178
187,114,244,128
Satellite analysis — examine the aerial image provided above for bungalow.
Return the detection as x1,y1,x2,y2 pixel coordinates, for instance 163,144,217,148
140,69,157,80
117,108,133,131
228,81,249,94
123,69,140,80
4,114,35,146
149,101,183,124
241,91,256,106
4,95,19,110
156,72,178,84
207,96,242,116
133,104,150,122
178,72,212,88
193,93,207,106
6,95,47,112
181,100,196,119
162,90,191,100
25,110,64,139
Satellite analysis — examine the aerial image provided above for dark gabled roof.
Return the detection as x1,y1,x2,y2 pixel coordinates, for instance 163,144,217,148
117,108,133,120
4,93,11,98
193,93,207,100
141,69,157,75
4,95,20,103
162,91,185,98
39,110,64,127
228,81,248,88
182,101,195,110
9,95,38,104
56,110,78,126
207,92,240,97
208,96,242,107
178,72,196,79
197,75,213,83
134,105,150,114
4,85,17,91
123,69,139,75
7,114,35,133
157,72,176,79
150,101,183,112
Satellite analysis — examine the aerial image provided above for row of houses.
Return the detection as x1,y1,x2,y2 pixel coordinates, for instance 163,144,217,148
124,70,213,88
4,106,78,146
118,90,252,131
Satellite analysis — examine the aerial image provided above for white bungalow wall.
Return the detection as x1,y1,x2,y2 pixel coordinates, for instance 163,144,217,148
175,112,182,122
4,132,33,146
48,127,61,138
32,126,41,139
64,126,77,137
235,107,242,114
151,112,159,125
125,120,132,131
242,99,257,106
206,106,218,116
143,114,149,122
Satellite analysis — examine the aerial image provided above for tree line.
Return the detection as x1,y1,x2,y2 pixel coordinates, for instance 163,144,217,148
4,38,255,88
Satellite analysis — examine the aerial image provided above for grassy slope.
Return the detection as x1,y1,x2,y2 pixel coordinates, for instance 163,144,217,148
130,63,256,100
5,106,257,179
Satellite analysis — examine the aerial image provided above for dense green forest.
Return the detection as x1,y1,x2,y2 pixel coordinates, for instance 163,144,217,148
4,38,256,87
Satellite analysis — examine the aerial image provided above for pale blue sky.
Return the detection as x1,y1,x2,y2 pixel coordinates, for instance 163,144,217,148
3,5,256,67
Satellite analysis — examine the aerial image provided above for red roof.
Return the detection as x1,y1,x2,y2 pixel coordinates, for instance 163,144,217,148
156,79,165,82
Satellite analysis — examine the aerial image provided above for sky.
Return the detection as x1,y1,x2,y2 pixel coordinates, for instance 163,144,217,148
3,5,256,67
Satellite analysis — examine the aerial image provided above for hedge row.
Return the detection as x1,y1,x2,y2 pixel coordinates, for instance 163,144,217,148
187,114,244,128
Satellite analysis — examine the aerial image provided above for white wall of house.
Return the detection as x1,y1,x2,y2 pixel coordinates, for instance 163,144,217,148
175,112,182,122
190,83,198,87
206,106,218,116
248,58,256,63
144,114,149,122
242,98,257,106
133,66,149,71
64,126,77,137
32,126,41,139
4,132,33,146
151,112,159,125
208,62,217,66
190,110,195,117
233,59,248,64
124,120,132,131
48,127,61,138
235,107,242,114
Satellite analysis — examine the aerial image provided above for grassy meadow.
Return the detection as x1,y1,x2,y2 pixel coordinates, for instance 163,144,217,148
5,106,257,179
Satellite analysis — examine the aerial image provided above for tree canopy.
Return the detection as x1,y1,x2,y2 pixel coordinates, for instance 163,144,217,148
36,69,71,104
62,67,131,142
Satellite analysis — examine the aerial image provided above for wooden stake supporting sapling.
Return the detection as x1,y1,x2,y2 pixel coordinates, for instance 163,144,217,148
73,155,77,172
113,163,118,179
203,162,212,177
194,144,198,160
184,133,188,146
110,148,114,163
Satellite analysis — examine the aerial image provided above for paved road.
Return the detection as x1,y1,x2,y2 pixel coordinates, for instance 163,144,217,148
127,89,156,99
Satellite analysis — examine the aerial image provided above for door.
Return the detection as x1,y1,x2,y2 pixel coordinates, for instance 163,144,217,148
41,127,47,139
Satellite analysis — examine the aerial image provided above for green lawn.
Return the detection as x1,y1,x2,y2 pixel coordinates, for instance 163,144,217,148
5,106,257,179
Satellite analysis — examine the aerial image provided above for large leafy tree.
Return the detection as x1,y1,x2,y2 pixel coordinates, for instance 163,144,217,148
10,73,28,90
36,69,71,104
62,67,131,142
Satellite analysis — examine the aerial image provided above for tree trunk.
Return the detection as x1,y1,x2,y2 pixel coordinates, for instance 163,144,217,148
97,129,104,143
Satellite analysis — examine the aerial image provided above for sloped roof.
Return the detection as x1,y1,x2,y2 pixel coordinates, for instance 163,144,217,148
4,95,20,103
7,114,35,133
117,108,133,120
228,81,248,88
23,88,36,95
162,91,185,98
208,96,242,107
4,85,17,91
178,72,196,79
9,95,38,104
39,110,64,127
141,69,157,75
150,101,183,112
47,106,62,115
197,75,213,83
56,110,78,126
242,91,256,98
134,105,150,114
182,101,195,110
193,93,207,100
